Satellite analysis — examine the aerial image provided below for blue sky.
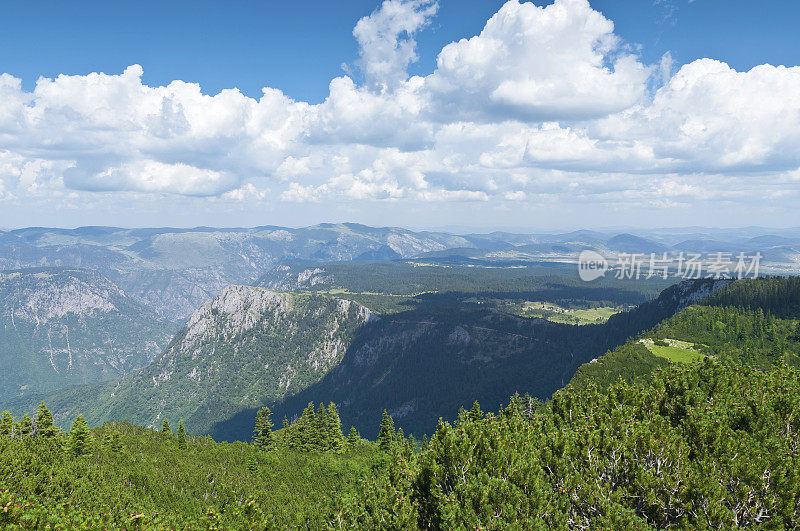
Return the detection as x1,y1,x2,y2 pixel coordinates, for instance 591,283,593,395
0,0,799,230
2,0,796,102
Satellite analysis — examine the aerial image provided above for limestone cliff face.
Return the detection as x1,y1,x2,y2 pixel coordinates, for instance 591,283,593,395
0,268,173,402
1,269,122,322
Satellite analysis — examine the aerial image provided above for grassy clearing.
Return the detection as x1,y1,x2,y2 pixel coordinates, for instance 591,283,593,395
546,306,622,325
641,339,705,363
513,301,624,325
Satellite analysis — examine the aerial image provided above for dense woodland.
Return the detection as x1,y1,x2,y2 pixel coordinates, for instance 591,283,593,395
260,260,674,308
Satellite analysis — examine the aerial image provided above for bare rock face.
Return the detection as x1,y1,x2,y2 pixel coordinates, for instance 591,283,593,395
1,269,121,323
675,278,734,308
182,286,293,346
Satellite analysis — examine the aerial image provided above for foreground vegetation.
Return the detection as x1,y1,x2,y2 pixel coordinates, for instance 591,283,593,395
338,360,800,528
3,360,798,528
2,277,798,527
0,407,380,528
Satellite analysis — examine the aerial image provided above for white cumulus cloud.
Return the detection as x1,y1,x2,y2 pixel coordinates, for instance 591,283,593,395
0,0,798,222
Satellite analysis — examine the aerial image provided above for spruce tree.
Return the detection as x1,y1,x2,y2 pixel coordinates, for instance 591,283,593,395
403,435,414,460
0,411,12,437
297,403,317,452
18,414,32,437
469,401,483,421
253,407,274,449
347,426,360,446
282,417,291,447
177,420,188,449
69,415,90,456
162,419,171,435
326,402,346,454
315,403,329,451
102,429,115,451
110,431,123,453
36,402,57,438
378,410,395,452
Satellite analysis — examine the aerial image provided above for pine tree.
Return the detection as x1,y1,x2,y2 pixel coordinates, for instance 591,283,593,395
378,410,395,452
253,407,274,449
102,429,115,452
347,426,360,446
69,415,90,456
162,419,171,435
326,402,346,454
403,435,414,460
177,420,188,449
110,431,123,452
36,402,57,437
469,401,483,422
315,403,329,451
0,411,12,437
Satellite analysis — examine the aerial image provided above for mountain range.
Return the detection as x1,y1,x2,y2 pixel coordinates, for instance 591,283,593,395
1,224,798,320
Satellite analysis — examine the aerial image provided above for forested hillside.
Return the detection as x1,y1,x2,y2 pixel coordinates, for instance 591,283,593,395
222,279,731,439
259,260,674,305
338,361,800,528
569,277,800,389
3,361,799,528
0,268,174,403
3,278,728,441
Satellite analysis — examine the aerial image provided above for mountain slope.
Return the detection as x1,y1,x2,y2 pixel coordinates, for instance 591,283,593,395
8,286,376,434
568,277,800,389
218,279,732,439
1,278,737,440
0,268,174,403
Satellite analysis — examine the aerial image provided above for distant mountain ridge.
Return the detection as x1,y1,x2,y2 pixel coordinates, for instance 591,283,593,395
2,224,798,319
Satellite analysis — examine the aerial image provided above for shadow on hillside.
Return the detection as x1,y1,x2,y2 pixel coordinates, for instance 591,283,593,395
209,284,687,442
